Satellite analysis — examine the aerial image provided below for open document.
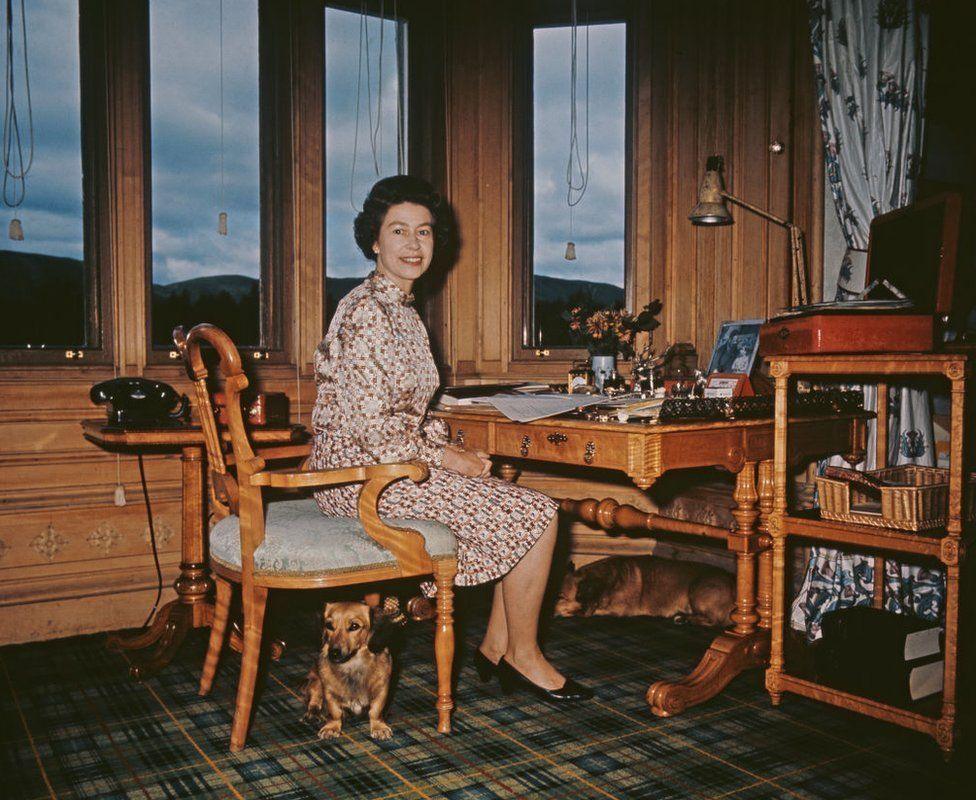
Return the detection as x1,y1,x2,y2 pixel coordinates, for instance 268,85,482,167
486,393,606,423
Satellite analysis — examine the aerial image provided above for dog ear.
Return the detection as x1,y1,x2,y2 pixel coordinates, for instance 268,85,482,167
320,603,336,645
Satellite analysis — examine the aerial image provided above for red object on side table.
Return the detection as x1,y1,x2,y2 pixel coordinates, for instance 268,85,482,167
760,313,934,355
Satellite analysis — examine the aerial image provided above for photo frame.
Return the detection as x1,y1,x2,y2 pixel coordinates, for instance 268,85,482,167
706,319,763,376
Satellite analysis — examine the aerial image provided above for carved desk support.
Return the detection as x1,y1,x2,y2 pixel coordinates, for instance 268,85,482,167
439,408,865,718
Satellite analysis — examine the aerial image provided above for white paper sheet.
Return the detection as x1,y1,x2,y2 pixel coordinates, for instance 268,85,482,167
486,393,606,423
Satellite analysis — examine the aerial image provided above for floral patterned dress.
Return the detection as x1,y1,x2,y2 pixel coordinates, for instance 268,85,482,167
309,270,558,586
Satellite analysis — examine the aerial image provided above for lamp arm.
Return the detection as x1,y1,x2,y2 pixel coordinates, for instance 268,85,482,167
722,191,809,306
720,192,791,228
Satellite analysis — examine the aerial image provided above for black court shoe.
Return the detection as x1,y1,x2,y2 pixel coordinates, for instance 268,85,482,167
473,648,498,683
497,657,594,702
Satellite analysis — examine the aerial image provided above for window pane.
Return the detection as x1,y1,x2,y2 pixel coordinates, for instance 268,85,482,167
0,0,85,349
325,6,406,318
149,0,260,347
532,23,626,347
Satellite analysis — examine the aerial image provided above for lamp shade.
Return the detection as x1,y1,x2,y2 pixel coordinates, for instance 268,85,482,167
689,155,732,226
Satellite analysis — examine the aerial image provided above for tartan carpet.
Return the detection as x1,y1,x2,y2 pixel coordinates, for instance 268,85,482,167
0,589,964,800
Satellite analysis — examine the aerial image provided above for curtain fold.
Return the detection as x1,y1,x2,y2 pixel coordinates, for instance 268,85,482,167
791,0,941,641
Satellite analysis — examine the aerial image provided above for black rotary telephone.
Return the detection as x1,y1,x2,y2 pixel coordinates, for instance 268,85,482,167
90,377,189,428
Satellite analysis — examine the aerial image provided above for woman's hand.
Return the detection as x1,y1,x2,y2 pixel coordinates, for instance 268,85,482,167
442,445,492,478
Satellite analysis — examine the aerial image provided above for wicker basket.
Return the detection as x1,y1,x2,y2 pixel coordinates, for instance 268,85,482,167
815,466,958,532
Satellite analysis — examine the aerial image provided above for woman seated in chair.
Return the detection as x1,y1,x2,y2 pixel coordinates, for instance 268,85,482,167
310,175,591,702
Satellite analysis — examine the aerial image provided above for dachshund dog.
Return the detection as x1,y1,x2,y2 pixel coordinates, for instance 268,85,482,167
554,556,735,627
302,600,405,740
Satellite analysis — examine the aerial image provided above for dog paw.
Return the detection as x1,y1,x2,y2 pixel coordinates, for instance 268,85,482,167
316,720,343,740
302,707,324,726
369,720,393,740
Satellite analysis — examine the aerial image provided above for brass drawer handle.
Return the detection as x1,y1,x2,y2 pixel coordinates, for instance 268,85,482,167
583,441,596,464
454,428,465,447
546,433,568,444
519,434,531,457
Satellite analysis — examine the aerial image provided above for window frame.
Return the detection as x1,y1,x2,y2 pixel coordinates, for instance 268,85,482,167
322,0,417,328
511,0,635,367
0,0,114,367
144,0,278,364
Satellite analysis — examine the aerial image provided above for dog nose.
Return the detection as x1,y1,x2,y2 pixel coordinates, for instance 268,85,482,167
328,647,344,662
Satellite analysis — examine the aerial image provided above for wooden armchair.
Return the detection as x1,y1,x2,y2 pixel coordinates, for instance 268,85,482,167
174,323,457,752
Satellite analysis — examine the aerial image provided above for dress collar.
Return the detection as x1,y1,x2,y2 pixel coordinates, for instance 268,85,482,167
368,269,414,306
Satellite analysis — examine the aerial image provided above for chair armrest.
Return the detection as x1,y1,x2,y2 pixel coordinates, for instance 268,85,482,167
250,461,429,489
251,461,440,575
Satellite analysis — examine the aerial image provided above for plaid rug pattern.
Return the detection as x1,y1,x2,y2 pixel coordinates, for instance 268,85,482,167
0,591,963,800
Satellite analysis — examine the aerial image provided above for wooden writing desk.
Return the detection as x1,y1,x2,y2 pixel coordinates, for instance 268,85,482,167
434,407,869,716
81,419,306,678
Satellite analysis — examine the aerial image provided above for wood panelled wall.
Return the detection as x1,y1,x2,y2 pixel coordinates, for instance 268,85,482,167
437,0,823,381
0,0,824,645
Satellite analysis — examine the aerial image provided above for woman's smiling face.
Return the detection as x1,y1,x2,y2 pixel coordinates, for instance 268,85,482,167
372,202,435,293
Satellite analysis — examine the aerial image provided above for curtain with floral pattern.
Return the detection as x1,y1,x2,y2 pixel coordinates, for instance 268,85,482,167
790,0,941,641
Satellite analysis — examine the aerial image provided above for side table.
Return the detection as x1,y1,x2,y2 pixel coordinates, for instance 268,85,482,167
765,353,968,756
82,420,307,679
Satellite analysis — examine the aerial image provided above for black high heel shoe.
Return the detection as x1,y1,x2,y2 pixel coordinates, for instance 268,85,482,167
473,648,498,683
496,657,594,702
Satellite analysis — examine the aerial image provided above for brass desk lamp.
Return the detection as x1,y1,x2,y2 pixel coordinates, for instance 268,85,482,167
690,155,809,307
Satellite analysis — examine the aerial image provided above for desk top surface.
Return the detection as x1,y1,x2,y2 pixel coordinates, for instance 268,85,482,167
433,406,870,435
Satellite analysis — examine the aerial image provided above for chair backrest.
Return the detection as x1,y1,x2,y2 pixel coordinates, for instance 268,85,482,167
174,323,261,517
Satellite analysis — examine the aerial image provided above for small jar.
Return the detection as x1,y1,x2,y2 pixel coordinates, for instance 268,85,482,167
567,360,594,393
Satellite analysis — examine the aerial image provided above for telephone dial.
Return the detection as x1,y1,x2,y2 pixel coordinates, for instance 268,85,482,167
90,377,189,428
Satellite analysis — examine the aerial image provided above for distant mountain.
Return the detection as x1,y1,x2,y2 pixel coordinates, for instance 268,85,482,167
325,276,363,300
534,274,624,306
0,250,86,346
154,274,257,303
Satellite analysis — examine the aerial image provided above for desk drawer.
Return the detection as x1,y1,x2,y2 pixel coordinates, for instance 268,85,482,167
443,419,489,451
495,425,626,469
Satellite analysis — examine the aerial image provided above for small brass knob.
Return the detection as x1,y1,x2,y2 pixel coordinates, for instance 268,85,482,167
454,428,465,447
519,435,531,457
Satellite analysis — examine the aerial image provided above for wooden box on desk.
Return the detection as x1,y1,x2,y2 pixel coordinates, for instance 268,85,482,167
760,191,960,356
759,313,934,355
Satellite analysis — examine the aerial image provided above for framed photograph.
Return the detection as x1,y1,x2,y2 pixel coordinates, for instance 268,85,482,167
706,319,763,376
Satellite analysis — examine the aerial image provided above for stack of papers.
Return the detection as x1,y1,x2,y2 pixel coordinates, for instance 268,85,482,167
486,393,605,423
437,383,552,407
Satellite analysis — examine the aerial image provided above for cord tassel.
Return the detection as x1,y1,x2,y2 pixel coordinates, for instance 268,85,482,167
564,241,577,261
8,218,23,240
218,211,227,235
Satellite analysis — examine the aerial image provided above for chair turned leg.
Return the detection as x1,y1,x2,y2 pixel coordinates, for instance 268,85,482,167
199,576,233,696
229,584,269,752
433,560,456,734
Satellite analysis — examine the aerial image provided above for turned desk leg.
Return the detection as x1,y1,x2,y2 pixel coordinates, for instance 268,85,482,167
108,445,213,679
647,462,770,717
756,460,775,631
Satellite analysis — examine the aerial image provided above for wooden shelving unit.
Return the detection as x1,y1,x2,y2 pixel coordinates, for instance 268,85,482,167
766,353,968,756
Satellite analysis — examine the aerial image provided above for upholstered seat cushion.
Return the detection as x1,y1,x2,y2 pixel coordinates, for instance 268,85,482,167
210,498,456,576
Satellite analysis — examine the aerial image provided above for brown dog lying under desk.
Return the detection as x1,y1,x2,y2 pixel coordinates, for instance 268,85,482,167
302,600,405,740
555,556,735,626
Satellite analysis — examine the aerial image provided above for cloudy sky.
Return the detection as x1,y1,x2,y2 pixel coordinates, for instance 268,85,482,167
534,23,626,288
4,2,624,290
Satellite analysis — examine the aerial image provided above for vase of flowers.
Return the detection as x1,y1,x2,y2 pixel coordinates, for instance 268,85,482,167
566,301,662,390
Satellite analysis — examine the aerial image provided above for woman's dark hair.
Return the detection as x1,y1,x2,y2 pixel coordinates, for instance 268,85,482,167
354,175,455,262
